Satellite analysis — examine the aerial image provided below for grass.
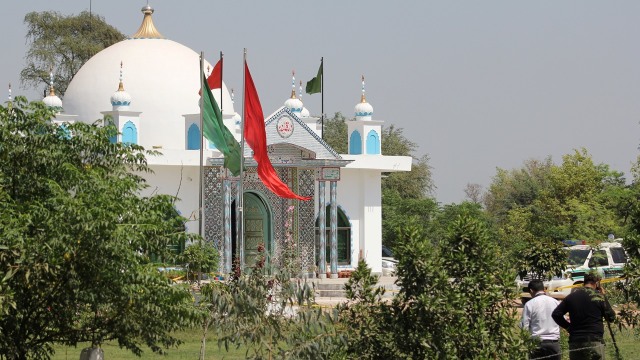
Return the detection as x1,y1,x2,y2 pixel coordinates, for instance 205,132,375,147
50,329,248,360
49,326,639,360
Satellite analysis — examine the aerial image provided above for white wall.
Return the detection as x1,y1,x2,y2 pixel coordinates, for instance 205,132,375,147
143,164,201,234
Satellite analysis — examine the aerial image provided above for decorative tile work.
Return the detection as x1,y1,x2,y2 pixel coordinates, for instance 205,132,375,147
204,167,224,272
298,169,316,274
205,163,316,276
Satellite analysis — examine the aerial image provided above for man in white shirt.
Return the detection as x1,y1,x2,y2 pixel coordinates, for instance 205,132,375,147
521,279,561,360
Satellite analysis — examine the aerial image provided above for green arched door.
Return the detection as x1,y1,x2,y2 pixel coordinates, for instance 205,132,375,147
243,192,271,268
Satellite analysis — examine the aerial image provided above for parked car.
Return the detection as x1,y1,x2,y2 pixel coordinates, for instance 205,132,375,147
516,240,628,297
382,245,398,276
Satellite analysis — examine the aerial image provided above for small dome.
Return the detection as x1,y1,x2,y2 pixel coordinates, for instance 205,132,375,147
354,99,373,117
232,112,241,125
110,62,132,109
285,96,303,113
300,107,310,118
111,85,132,109
43,91,63,112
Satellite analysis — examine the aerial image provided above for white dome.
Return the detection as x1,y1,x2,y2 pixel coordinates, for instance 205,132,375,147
43,91,63,112
354,98,373,120
284,96,303,113
64,38,234,148
110,83,132,110
300,107,310,118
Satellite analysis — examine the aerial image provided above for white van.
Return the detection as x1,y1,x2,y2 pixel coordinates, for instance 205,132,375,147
517,241,627,297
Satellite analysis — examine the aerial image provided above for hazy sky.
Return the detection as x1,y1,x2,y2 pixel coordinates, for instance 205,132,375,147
2,1,639,204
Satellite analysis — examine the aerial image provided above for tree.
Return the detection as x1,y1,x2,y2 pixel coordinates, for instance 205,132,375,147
181,242,219,283
199,245,341,360
486,150,626,244
321,112,348,154
336,259,400,359
0,98,200,359
390,216,531,358
336,216,532,359
21,11,125,97
464,182,483,204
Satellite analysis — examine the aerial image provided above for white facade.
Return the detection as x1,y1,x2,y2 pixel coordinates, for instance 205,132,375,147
52,5,411,275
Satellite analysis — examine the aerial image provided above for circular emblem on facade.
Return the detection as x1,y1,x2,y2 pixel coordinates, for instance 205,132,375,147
276,115,294,138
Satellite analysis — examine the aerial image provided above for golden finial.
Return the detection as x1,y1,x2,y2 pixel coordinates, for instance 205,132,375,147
117,61,125,91
360,75,366,103
131,3,165,39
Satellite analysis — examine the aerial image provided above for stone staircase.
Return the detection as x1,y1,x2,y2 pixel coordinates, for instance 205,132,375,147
311,276,399,303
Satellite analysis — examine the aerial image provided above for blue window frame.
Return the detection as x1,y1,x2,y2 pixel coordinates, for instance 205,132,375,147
122,121,138,145
366,130,380,154
187,124,200,150
349,130,362,155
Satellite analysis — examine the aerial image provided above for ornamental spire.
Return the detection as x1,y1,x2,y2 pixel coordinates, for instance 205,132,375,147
49,67,56,96
117,61,125,91
7,83,12,102
298,80,303,102
131,3,165,39
360,75,366,103
290,70,297,99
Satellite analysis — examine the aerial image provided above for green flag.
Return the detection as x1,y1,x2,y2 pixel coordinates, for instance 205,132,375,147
201,73,241,176
305,61,322,94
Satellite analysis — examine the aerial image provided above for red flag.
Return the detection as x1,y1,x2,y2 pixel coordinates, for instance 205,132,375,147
207,58,222,89
198,58,222,95
243,61,311,201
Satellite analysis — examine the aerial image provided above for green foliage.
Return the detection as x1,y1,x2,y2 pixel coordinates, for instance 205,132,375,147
0,98,200,359
321,112,348,154
487,149,627,260
181,242,219,282
21,11,125,96
335,260,399,359
515,238,567,280
381,190,439,249
199,245,341,360
389,216,531,359
335,216,532,359
382,155,434,200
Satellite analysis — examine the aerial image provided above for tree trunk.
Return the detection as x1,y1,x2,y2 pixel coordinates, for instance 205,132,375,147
80,347,104,360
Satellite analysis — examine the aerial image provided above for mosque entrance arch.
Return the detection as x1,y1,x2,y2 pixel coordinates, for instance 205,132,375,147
231,192,272,270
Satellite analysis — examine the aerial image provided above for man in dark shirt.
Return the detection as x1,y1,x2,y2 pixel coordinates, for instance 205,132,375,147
552,273,616,360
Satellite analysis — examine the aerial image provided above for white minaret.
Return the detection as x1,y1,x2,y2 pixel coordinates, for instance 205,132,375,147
101,61,141,145
283,70,303,115
43,69,63,114
347,75,382,155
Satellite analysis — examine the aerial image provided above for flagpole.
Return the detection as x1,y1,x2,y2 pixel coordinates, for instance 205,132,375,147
238,48,247,271
320,57,324,140
219,51,223,117
198,52,205,238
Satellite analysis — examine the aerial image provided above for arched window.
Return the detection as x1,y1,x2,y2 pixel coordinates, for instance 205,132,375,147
187,124,201,150
366,130,380,154
349,130,362,155
122,121,138,145
315,206,351,265
208,140,217,150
